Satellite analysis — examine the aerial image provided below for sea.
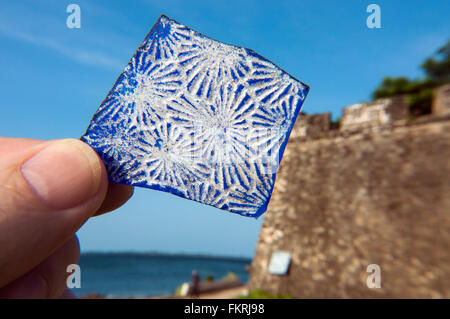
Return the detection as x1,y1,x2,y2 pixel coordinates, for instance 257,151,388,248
73,252,252,298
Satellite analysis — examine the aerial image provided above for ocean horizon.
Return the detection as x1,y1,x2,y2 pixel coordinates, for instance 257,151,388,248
73,252,252,298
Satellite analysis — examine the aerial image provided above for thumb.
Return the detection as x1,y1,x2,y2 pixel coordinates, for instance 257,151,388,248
0,138,108,288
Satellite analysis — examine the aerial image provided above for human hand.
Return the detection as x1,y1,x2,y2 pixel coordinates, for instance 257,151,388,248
0,138,133,298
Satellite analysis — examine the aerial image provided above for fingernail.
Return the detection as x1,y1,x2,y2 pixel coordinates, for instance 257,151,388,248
21,139,102,210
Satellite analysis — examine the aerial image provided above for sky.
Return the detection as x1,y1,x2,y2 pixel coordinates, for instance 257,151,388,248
0,0,449,258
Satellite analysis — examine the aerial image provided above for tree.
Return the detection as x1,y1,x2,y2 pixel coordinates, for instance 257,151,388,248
421,40,450,84
372,77,412,99
371,40,450,116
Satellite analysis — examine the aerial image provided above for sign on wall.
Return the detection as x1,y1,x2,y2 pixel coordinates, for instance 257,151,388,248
268,250,292,275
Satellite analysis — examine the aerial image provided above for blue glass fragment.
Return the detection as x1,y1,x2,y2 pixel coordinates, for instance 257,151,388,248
81,15,309,218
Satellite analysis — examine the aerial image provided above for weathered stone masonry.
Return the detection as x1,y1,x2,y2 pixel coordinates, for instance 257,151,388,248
249,84,450,298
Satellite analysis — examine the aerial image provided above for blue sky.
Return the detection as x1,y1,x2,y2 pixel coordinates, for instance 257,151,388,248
1,0,449,258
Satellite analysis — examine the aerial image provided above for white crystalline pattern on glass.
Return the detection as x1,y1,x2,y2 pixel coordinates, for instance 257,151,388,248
81,15,309,217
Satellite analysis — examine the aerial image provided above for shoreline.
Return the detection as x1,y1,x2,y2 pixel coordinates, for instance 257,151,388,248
81,285,248,299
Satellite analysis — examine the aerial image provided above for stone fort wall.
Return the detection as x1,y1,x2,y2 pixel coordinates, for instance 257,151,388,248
248,84,450,298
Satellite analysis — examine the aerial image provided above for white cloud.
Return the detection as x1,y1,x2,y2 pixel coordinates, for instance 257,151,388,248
0,25,124,71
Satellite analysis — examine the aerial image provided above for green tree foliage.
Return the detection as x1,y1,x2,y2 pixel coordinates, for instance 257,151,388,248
372,77,412,99
421,41,450,84
372,40,450,116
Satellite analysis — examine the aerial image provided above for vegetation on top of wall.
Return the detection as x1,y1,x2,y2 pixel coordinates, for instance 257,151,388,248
330,117,341,129
372,40,450,116
235,288,294,299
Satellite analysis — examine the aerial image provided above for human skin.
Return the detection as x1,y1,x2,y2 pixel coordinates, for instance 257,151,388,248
0,138,133,298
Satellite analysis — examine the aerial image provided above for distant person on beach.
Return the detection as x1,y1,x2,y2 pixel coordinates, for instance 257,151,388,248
190,270,200,298
0,138,133,298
